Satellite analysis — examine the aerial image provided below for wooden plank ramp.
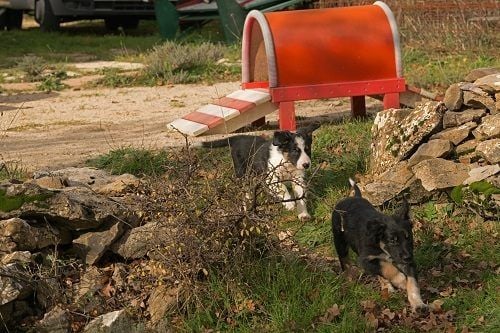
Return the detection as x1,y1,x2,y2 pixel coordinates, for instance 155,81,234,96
168,88,276,136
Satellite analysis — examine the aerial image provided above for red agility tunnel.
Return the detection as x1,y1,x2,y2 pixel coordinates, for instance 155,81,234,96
241,1,405,131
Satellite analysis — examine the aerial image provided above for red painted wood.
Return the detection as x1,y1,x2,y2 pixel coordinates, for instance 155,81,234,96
278,101,296,131
213,97,256,113
270,78,406,102
183,111,223,128
242,81,270,89
264,5,398,87
176,0,205,9
351,96,367,118
383,93,400,109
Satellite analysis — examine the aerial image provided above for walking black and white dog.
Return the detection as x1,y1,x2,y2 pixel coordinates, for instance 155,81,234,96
332,179,426,311
202,124,320,220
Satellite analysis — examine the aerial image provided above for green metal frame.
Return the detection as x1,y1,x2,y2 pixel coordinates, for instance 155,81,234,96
155,0,309,43
154,0,180,40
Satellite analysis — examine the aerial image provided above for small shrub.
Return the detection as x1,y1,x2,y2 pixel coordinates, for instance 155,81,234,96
87,147,170,176
36,71,67,92
95,68,137,88
137,147,281,283
0,160,29,182
450,181,500,219
143,41,227,84
17,55,46,82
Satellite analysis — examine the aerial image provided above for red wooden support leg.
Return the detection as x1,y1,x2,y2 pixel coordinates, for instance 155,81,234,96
383,93,400,109
351,96,366,118
278,102,296,131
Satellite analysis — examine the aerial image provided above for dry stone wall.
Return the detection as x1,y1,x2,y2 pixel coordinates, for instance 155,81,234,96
361,67,499,218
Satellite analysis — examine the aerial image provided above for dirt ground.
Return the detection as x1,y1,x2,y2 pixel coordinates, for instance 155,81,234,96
0,81,381,171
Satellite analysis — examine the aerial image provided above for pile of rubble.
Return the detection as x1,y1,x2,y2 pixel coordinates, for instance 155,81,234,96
0,168,177,332
360,67,499,217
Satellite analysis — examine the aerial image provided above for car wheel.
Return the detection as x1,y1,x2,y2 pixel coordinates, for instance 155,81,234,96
104,17,120,31
0,8,7,30
0,8,23,30
6,9,23,30
121,17,139,30
105,16,139,31
35,0,60,32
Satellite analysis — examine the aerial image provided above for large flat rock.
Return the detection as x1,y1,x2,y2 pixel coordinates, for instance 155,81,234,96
412,158,470,191
370,101,445,175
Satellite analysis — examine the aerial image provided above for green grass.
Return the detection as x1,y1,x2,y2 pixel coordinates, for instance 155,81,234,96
0,30,158,68
288,119,372,251
0,188,52,212
0,20,164,67
0,20,240,86
181,256,374,333
86,147,171,176
402,47,500,89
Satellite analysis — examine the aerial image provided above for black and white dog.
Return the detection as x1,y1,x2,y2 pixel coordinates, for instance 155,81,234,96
332,179,426,311
202,124,320,220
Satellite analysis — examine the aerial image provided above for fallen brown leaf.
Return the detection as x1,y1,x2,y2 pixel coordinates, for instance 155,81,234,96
380,287,390,301
365,312,378,329
381,308,396,320
100,282,115,298
439,286,454,297
361,299,377,311
430,299,444,313
319,304,341,323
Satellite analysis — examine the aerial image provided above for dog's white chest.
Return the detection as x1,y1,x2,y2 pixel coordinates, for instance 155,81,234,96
267,145,303,180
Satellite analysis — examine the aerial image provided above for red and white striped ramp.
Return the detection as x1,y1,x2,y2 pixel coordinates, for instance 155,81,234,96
168,88,277,136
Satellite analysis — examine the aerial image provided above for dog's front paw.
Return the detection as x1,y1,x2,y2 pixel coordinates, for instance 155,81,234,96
411,301,428,313
297,212,311,221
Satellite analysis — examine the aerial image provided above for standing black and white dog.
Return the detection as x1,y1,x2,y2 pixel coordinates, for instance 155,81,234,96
332,179,426,311
202,124,320,220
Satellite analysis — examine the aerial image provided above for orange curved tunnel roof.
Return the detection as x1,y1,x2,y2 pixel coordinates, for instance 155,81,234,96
242,1,402,88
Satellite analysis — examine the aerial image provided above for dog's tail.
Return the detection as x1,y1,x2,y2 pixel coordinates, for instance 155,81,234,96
349,178,362,198
200,138,232,148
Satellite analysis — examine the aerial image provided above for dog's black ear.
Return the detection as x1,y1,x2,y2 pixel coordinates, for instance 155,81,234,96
366,220,386,241
394,197,410,221
298,123,321,136
273,131,293,147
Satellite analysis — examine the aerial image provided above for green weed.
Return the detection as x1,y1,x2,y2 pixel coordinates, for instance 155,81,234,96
16,55,46,81
86,147,170,176
94,67,137,88
0,188,52,212
142,41,239,84
36,71,68,91
0,161,29,182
